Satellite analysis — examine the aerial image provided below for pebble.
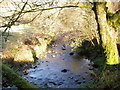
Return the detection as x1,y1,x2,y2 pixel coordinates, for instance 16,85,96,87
49,81,57,85
62,44,66,50
61,69,68,73
69,77,73,79
75,80,79,82
30,74,37,78
24,72,28,75
33,66,37,69
83,80,86,83
69,52,74,56
46,61,49,62
89,68,93,70
77,81,82,84
82,77,85,80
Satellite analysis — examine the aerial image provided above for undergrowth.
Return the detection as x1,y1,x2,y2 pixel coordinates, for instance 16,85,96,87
79,55,120,89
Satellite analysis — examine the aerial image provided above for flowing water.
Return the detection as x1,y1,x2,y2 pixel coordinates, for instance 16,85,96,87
23,38,94,88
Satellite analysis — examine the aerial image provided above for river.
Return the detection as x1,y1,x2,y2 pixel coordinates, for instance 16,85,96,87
23,36,94,88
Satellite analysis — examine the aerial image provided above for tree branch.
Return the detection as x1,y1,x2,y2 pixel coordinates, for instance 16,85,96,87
21,5,92,13
2,0,28,35
1,4,92,36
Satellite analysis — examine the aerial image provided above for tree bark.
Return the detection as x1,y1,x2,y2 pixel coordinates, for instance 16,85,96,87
95,2,119,65
2,63,40,89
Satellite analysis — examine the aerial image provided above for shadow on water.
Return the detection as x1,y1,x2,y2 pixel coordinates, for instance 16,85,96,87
75,38,103,59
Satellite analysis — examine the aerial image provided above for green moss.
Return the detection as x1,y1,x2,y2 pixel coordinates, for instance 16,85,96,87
2,63,39,89
107,10,120,27
95,2,119,65
104,41,119,65
79,80,94,88
92,65,120,88
93,55,106,70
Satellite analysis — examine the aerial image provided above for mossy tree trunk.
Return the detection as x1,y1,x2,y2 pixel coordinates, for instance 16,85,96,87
94,2,119,65
1,63,40,89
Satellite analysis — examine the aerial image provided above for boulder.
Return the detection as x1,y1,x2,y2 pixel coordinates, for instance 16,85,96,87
32,38,47,58
14,45,34,62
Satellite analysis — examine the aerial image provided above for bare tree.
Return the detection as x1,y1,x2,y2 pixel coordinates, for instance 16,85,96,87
0,0,119,65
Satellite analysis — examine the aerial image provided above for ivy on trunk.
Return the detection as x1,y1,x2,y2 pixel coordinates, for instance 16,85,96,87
93,2,119,65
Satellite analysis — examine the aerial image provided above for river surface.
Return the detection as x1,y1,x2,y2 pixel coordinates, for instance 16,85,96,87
23,38,94,88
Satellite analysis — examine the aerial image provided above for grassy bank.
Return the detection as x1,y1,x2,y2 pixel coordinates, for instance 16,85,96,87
79,55,120,89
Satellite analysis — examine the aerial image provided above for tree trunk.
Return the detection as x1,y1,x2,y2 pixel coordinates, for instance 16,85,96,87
2,63,39,89
95,2,119,65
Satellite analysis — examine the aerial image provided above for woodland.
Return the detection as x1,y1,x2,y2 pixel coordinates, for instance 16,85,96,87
0,0,120,89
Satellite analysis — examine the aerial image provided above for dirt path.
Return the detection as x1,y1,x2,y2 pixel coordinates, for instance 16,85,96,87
23,38,94,88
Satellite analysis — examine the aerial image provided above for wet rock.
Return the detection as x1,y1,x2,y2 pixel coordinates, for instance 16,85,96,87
33,66,37,69
2,86,18,90
85,72,88,74
49,81,57,85
41,61,44,63
61,69,68,73
75,79,82,84
69,77,73,79
75,80,79,82
38,78,42,80
77,81,82,84
51,40,56,44
69,52,74,56
46,61,49,63
63,80,65,81
30,74,37,78
58,83,62,86
89,68,94,70
33,83,37,85
83,80,86,83
61,44,66,50
27,69,35,72
58,81,63,85
82,77,85,80
24,71,28,75
44,83,48,88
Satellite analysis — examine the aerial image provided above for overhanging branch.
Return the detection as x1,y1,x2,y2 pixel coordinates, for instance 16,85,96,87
2,0,28,35
1,4,92,36
21,5,92,13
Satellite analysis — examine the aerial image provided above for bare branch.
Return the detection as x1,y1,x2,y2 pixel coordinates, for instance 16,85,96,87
21,5,92,13
2,0,28,35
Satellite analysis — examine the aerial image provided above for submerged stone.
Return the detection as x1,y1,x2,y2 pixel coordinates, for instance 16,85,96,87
62,44,66,50
61,69,68,73
69,52,74,56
